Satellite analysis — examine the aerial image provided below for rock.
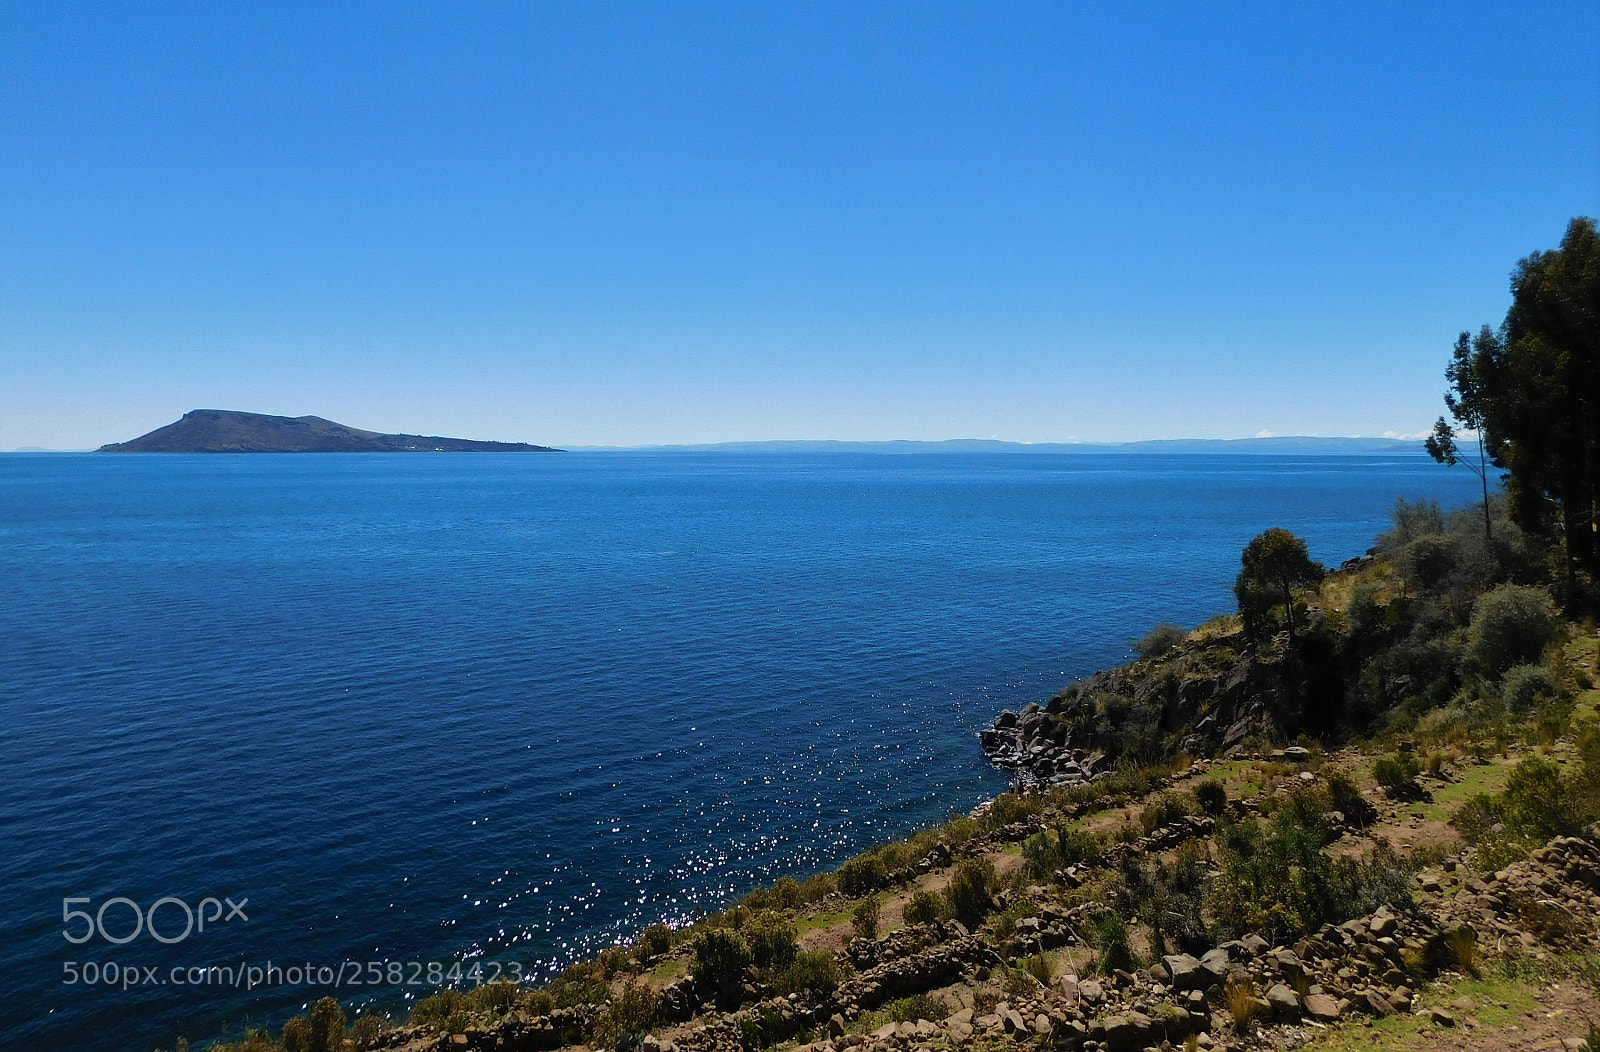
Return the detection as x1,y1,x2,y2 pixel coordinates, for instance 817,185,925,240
1097,1012,1154,1052
1163,954,1211,991
1058,974,1080,1000
1428,1008,1455,1027
1240,933,1270,955
1033,1013,1052,1036
872,1024,896,1041
1304,994,1341,1021
1284,746,1311,761
1003,1009,1028,1035
1361,991,1395,1016
828,1015,846,1037
1078,978,1105,1003
1265,984,1302,1018
1147,962,1170,983
1199,948,1232,983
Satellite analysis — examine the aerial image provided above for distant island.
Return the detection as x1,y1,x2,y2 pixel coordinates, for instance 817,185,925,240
97,410,561,453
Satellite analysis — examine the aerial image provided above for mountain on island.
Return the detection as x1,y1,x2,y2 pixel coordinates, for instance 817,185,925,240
97,410,560,453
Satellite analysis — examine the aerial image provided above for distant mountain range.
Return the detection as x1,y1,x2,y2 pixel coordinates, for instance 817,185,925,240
96,411,560,453
571,436,1425,454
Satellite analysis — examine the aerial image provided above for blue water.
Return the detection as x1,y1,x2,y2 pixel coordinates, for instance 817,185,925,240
0,451,1481,1050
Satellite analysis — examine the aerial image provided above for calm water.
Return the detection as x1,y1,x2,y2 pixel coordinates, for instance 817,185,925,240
0,451,1480,1049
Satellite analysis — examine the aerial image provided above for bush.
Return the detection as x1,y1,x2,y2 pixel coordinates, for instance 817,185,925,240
851,895,881,940
837,854,888,897
1087,912,1137,974
1399,534,1459,593
638,922,673,958
596,980,658,1052
797,872,836,903
1140,791,1195,833
1022,825,1104,879
1133,623,1187,660
465,980,522,1014
769,876,801,910
1501,663,1560,711
886,993,942,1023
409,989,466,1031
902,889,949,925
347,1015,390,1051
1466,584,1558,674
1372,752,1421,797
1211,811,1412,943
690,928,752,995
945,857,995,925
771,951,843,995
1194,780,1228,817
744,912,798,969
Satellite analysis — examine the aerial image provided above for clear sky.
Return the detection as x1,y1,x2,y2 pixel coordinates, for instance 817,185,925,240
2,3,1596,449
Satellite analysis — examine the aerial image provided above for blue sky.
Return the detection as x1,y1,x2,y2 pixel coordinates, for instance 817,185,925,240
2,3,1596,449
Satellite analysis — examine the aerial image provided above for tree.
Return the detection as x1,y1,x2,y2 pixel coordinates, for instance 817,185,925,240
1425,327,1496,550
1235,528,1324,645
1432,217,1600,589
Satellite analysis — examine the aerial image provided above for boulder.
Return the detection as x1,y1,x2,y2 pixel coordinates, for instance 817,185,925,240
1162,953,1211,991
1198,948,1232,983
1304,993,1341,1021
1265,984,1302,1019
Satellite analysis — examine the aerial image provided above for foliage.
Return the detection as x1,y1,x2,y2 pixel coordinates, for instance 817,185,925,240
836,854,888,897
944,857,995,925
1501,663,1560,711
886,993,942,1023
1434,217,1600,581
850,895,881,940
743,911,798,969
1022,824,1104,879
1194,780,1228,817
1139,791,1196,833
596,980,659,1052
1372,752,1422,798
1454,753,1600,867
770,951,843,996
1210,810,1412,943
1086,912,1138,974
1223,977,1261,1034
638,922,674,958
1133,622,1188,660
1466,584,1559,674
1235,527,1325,644
769,876,801,910
690,928,752,996
902,889,950,925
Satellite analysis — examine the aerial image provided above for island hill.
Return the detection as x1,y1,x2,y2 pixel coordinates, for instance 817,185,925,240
96,410,560,453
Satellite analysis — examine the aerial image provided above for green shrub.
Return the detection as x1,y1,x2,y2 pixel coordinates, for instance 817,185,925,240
902,889,949,925
744,912,798,969
887,993,942,1023
596,980,659,1052
638,922,673,958
769,876,801,910
1194,780,1228,817
836,854,888,897
465,980,522,1014
1133,623,1187,660
524,988,555,1016
851,895,881,940
409,989,466,1031
1502,663,1560,711
690,928,752,994
944,857,995,925
797,872,836,902
1372,752,1421,797
1466,584,1558,674
1087,912,1137,974
771,951,843,995
1399,534,1459,593
1211,811,1412,943
1140,791,1196,833
1022,825,1104,879
347,1014,390,1051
